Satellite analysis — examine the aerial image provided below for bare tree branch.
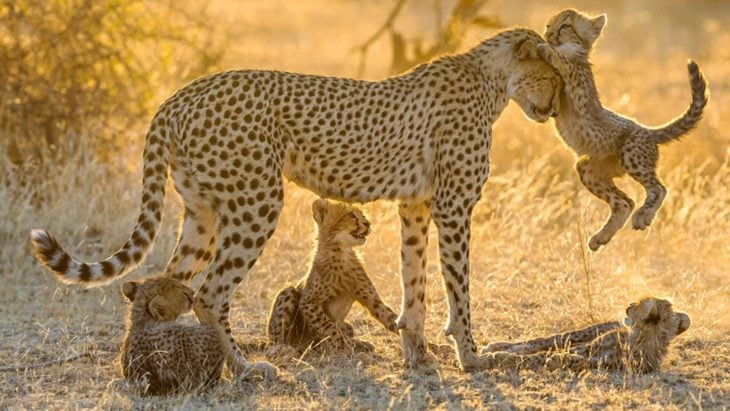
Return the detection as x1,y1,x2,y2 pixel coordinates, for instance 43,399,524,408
353,0,408,77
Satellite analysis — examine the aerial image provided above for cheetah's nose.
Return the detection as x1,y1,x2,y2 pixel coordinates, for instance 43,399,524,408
550,110,559,118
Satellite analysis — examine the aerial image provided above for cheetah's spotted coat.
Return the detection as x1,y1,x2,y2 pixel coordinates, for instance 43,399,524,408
31,28,562,373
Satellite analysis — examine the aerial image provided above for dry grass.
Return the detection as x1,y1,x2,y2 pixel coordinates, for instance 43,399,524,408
1,0,729,409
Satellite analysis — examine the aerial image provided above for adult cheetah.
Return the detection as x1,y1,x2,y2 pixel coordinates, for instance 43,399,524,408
31,28,562,374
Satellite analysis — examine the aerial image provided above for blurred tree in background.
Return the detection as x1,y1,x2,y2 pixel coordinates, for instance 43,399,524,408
0,0,224,167
356,0,503,76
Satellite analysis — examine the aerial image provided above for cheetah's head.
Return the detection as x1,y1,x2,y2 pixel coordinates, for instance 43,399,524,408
508,38,562,123
122,277,194,322
623,297,691,340
544,9,606,56
312,198,371,247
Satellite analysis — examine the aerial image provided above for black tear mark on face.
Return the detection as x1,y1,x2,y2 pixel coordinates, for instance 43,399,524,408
645,312,660,325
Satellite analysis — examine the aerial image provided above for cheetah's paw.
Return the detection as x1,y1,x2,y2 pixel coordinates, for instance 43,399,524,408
588,232,611,251
631,207,657,230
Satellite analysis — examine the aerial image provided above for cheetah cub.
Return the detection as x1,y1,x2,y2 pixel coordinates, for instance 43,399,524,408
481,297,690,373
121,277,224,396
537,9,708,251
266,199,398,358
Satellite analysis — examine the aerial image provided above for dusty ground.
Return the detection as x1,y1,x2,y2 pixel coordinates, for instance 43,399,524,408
1,0,729,409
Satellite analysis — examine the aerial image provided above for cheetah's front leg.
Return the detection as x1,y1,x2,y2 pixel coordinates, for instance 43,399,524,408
430,199,487,370
354,274,398,333
396,202,438,368
481,321,623,355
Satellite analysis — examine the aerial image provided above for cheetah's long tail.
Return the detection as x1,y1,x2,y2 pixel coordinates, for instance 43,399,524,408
30,117,170,286
646,60,709,145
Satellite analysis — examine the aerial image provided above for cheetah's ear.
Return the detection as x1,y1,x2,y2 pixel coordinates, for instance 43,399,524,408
312,199,329,225
121,281,139,301
516,39,539,60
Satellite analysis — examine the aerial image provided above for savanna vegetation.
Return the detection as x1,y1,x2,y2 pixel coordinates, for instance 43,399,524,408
1,0,728,408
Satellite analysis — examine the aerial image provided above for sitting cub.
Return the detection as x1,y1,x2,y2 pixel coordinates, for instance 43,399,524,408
121,277,224,396
267,199,398,358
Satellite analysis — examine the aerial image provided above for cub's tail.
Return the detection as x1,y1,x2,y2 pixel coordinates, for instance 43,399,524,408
30,116,170,286
646,60,709,145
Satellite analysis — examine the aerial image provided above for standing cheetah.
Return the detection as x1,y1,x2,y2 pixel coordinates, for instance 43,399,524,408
31,28,562,373
266,199,397,358
121,277,224,396
536,9,708,250
481,298,691,373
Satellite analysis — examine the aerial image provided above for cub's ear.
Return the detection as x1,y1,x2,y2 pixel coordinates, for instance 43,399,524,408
584,14,607,44
591,14,607,32
516,39,539,60
644,300,660,324
148,295,166,321
121,281,139,301
312,198,329,225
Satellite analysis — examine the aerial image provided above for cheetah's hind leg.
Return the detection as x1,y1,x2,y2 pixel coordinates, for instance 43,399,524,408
576,156,634,251
620,139,666,230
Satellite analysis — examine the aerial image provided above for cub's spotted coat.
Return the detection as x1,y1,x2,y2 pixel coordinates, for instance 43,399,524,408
481,298,690,372
538,9,708,250
121,278,223,395
31,28,562,373
267,199,397,358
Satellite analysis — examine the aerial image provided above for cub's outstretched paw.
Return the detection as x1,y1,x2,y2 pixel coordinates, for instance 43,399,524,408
248,361,278,381
481,341,514,353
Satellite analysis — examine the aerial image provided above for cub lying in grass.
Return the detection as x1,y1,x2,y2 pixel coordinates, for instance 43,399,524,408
481,297,690,373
